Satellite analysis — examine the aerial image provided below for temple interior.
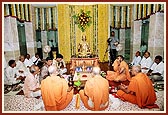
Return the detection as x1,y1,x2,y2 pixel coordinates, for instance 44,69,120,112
3,3,165,112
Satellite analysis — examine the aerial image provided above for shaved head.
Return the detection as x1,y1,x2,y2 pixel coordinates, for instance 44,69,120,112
92,66,101,75
48,65,58,75
131,65,141,76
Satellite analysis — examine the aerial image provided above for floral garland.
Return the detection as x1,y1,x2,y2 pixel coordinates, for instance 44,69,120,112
72,9,92,32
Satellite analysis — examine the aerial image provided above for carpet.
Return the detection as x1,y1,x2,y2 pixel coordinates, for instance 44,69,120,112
3,91,164,112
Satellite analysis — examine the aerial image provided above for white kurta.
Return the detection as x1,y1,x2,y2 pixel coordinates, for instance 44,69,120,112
131,56,142,66
39,65,49,82
23,73,41,98
31,56,41,65
16,61,29,77
52,59,67,75
150,61,164,78
24,58,33,68
4,66,20,85
140,57,153,73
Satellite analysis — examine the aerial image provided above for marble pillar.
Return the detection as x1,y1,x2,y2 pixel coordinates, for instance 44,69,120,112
131,20,142,60
4,17,20,62
41,31,48,59
118,29,125,56
148,12,164,60
25,22,35,57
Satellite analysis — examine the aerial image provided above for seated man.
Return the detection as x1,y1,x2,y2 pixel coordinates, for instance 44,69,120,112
77,35,91,57
39,57,53,83
24,53,33,69
106,55,131,82
140,51,153,73
41,66,74,111
52,54,67,75
31,53,41,65
117,65,158,109
147,55,164,82
23,65,41,98
16,55,29,79
130,51,141,66
4,60,24,91
79,66,109,111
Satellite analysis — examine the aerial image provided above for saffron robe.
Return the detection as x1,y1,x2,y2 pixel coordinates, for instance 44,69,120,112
117,73,158,109
106,60,131,81
41,75,73,111
79,75,109,111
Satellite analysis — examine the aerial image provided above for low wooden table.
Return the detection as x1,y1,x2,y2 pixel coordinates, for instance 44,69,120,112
70,57,99,74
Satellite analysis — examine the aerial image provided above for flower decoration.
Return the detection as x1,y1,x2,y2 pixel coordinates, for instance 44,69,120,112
100,71,106,78
72,9,92,32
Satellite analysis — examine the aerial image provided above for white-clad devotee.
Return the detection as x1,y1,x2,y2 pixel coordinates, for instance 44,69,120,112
4,60,24,86
131,51,141,66
52,54,67,75
39,57,53,83
37,39,43,59
23,65,41,98
147,55,164,81
140,51,153,73
15,55,29,78
24,53,34,69
31,53,41,65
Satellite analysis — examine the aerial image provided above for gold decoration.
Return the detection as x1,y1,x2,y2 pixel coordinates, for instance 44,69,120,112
11,4,16,16
147,4,151,16
48,8,52,29
28,4,32,21
25,4,29,21
121,6,126,28
40,8,44,30
20,4,25,20
134,4,138,20
138,4,142,19
111,5,114,28
16,4,21,19
153,4,157,13
98,4,108,61
52,7,57,29
58,4,71,62
156,4,160,12
115,6,120,28
142,4,146,18
46,8,49,30
35,8,39,30
160,4,164,11
4,4,10,16
73,9,92,32
127,5,131,27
